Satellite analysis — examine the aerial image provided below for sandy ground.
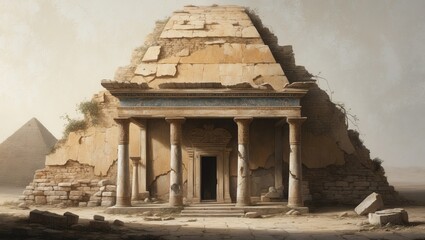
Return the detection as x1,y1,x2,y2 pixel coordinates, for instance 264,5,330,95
0,186,424,239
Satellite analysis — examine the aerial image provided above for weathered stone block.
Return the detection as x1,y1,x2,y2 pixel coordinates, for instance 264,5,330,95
102,191,116,197
89,220,110,231
104,185,116,192
98,179,113,187
29,210,69,229
78,202,88,207
101,200,115,207
58,182,72,187
54,191,68,196
64,212,79,226
34,196,47,205
354,192,384,215
93,215,105,221
87,200,100,207
368,208,409,226
69,195,83,201
245,212,261,218
69,191,83,196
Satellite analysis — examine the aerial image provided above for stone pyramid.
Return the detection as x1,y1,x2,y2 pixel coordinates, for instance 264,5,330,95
0,118,57,186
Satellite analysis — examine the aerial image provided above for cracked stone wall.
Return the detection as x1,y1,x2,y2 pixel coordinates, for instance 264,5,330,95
22,5,401,206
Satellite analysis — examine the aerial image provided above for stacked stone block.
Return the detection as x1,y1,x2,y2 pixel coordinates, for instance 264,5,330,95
304,159,401,205
87,179,117,207
20,160,116,207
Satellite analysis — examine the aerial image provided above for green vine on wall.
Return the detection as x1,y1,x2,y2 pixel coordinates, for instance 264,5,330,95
61,100,101,138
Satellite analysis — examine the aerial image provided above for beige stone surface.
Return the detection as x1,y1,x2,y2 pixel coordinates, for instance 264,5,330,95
135,64,157,76
45,127,118,176
156,64,177,77
142,46,161,62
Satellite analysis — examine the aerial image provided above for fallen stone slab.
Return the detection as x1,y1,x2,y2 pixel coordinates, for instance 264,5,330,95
29,210,69,229
144,216,162,221
354,192,384,215
89,220,111,231
368,208,409,226
245,212,261,218
64,212,79,226
113,219,125,226
93,215,105,221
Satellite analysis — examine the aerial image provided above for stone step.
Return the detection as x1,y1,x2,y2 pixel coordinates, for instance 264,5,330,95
180,209,244,218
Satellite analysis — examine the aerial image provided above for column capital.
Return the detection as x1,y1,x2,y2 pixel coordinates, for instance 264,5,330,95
287,117,307,126
115,118,130,145
165,117,186,124
167,117,185,145
130,157,141,164
234,117,253,145
131,118,147,129
287,117,306,146
234,117,253,124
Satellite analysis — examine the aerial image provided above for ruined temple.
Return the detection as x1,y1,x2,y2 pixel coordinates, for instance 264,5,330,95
22,5,400,209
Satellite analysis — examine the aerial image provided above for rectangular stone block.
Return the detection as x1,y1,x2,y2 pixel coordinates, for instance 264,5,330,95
101,200,115,207
54,191,68,196
355,192,384,215
35,196,47,205
58,182,72,187
104,185,117,192
64,212,79,226
69,195,83,201
368,208,409,226
69,191,83,196
101,191,116,197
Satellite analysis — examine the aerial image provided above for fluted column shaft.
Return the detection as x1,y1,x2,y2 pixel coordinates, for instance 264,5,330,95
115,118,131,207
287,117,306,208
130,157,140,201
166,117,185,207
234,117,253,206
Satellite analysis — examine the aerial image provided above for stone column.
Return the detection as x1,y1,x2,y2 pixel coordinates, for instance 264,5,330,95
287,117,306,208
130,157,140,201
234,117,253,206
138,120,147,194
166,117,185,207
274,123,284,194
115,118,131,207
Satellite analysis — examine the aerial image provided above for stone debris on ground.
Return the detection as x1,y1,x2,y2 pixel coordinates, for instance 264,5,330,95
245,212,261,218
286,209,301,215
144,216,162,221
368,208,409,226
29,209,80,229
112,219,125,226
354,192,384,215
93,215,105,221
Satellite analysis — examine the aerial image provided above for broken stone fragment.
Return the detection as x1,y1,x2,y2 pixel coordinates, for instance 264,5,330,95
63,212,79,226
97,179,113,187
156,64,177,77
93,215,105,221
135,64,157,76
142,46,161,62
89,220,111,231
368,208,409,226
354,192,384,215
113,219,125,226
144,216,162,221
175,48,190,57
245,212,261,218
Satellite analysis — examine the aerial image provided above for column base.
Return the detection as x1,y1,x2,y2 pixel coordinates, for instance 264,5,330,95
115,197,132,207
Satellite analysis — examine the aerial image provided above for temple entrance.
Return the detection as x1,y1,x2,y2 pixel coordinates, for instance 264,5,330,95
201,156,217,201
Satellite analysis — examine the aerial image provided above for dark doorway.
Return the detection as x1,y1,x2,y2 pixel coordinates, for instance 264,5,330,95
201,156,217,201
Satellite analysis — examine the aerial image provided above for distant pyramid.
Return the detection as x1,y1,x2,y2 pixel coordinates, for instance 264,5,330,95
0,118,57,186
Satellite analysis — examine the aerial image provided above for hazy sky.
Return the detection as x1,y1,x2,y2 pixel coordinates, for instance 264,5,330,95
1,0,424,169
